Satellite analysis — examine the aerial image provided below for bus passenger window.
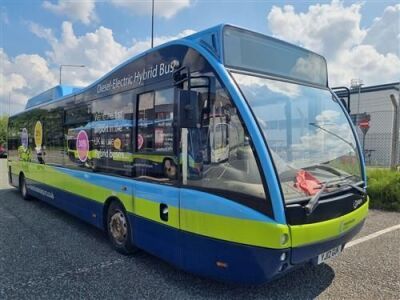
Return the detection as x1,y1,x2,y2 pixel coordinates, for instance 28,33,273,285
137,92,155,152
63,105,92,171
154,89,174,153
91,91,134,176
135,88,177,181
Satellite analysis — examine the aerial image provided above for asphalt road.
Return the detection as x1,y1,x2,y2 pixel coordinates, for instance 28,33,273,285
0,158,399,299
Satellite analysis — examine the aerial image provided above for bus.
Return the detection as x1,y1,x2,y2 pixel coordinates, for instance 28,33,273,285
7,24,368,284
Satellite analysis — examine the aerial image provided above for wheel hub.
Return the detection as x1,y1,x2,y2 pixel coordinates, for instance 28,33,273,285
109,211,127,244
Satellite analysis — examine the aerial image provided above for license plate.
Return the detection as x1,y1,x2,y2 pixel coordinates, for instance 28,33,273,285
317,245,342,264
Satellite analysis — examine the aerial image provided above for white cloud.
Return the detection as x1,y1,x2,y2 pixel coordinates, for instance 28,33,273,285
232,73,300,98
315,109,340,123
110,0,191,19
363,4,400,55
30,21,194,85
268,1,366,58
42,0,98,24
1,22,194,114
329,44,400,86
28,22,56,44
267,1,400,86
0,49,57,114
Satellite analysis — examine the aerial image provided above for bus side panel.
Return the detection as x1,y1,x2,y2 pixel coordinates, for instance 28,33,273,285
129,214,182,267
179,226,287,284
8,162,136,230
179,189,289,249
25,177,104,229
128,212,288,284
130,180,181,266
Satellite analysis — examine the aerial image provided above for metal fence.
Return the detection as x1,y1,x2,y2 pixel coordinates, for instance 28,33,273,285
353,109,399,168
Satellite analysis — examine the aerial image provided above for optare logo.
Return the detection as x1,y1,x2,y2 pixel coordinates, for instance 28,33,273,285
76,130,89,162
353,199,363,209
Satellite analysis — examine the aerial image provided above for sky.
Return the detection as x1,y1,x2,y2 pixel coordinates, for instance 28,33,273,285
0,0,399,114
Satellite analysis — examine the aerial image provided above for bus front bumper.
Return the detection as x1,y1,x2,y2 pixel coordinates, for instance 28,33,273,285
289,219,365,265
288,200,368,265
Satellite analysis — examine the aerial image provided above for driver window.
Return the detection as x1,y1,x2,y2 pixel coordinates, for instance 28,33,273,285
184,79,269,211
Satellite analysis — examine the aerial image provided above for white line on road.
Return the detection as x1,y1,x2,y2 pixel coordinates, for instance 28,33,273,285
345,224,400,249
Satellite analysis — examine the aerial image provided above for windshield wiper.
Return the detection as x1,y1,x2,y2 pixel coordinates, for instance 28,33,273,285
326,180,367,196
304,181,328,215
309,122,356,152
304,178,366,216
303,163,343,177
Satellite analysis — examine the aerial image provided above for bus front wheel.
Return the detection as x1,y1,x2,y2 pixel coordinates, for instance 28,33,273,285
106,201,135,254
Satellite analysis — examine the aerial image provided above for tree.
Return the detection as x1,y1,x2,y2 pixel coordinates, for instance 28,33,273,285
0,115,9,146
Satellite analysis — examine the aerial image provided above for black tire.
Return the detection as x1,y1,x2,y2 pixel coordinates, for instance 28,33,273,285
19,175,31,201
107,201,136,254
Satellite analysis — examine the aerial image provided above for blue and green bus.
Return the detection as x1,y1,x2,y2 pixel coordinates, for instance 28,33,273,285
7,24,368,283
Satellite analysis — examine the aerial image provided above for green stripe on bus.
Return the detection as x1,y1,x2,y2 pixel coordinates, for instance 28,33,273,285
134,197,180,228
289,199,369,247
9,161,133,210
10,161,290,248
180,209,290,249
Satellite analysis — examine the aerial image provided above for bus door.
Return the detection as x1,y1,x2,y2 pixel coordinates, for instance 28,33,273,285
174,67,214,263
133,87,181,264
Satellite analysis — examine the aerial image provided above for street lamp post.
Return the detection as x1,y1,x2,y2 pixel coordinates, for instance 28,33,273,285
351,79,364,113
59,64,85,85
151,0,155,48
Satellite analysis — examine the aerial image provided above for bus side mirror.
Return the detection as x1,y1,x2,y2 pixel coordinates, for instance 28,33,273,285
178,90,200,128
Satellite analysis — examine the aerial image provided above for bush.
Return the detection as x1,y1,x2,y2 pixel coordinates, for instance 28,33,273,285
0,115,8,146
367,168,400,211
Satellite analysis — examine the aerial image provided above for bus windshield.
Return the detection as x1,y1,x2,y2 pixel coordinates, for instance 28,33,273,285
232,72,362,201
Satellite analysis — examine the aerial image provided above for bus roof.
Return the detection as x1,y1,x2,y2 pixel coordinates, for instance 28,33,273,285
17,24,326,115
25,85,82,109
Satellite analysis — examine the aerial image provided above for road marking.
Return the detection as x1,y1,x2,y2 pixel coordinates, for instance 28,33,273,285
345,224,400,249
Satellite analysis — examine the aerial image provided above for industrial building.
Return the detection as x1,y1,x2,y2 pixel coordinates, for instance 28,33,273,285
335,82,400,167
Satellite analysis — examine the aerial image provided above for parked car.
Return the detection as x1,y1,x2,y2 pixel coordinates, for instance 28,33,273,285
0,144,7,158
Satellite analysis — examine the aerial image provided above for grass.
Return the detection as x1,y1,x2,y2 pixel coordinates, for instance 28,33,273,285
367,168,400,211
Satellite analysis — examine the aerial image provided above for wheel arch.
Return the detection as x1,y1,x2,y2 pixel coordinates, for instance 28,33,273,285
102,196,127,231
18,171,25,188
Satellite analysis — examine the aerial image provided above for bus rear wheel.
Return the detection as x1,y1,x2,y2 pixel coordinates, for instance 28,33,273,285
107,201,135,254
19,175,31,201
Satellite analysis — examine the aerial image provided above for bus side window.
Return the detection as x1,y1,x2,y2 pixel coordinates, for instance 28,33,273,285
63,105,92,171
134,88,177,181
91,91,134,176
44,107,64,166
